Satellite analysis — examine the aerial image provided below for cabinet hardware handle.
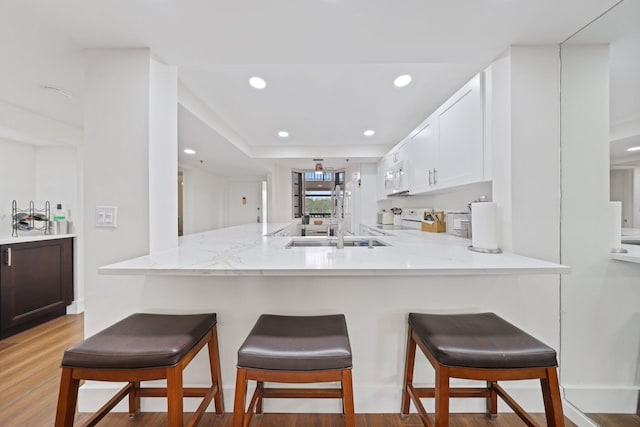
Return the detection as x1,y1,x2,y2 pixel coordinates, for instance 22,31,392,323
6,248,11,267
433,168,438,184
428,170,432,185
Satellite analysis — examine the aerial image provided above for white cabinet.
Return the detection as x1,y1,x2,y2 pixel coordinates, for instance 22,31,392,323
376,153,393,200
434,74,484,189
384,140,410,195
407,119,437,194
405,73,485,195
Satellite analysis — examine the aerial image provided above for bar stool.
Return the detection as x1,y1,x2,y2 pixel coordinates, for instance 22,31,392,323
55,313,224,427
401,312,564,427
232,314,355,427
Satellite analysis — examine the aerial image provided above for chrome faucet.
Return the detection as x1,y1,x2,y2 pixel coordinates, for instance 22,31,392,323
335,185,344,249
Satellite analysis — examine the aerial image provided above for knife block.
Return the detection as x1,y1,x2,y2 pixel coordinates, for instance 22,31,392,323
421,211,446,233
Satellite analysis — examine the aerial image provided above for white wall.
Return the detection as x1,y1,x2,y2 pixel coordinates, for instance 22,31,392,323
378,182,492,217
510,46,561,262
561,44,640,412
82,48,179,339
0,140,79,237
182,167,224,235
486,54,513,252
635,166,640,228
149,57,178,253
224,180,262,226
35,145,78,231
0,139,35,237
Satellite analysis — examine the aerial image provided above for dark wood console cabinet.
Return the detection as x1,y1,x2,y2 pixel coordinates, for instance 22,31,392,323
0,238,73,339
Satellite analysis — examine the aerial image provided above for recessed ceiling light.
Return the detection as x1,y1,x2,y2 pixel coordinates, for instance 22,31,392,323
393,74,412,88
627,146,640,152
184,148,196,155
278,131,289,138
249,76,266,89
363,129,375,137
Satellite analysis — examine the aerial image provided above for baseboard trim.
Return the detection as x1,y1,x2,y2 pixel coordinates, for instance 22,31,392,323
564,384,640,413
562,399,598,427
67,298,84,314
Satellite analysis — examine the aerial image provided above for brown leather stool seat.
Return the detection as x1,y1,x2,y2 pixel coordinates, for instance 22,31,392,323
233,314,355,427
55,313,224,427
401,312,564,427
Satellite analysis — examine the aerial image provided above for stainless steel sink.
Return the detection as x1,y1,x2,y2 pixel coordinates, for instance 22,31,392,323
285,237,390,248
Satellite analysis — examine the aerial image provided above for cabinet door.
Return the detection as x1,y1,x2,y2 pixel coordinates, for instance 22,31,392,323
435,74,484,189
376,153,393,200
1,238,73,334
407,120,437,194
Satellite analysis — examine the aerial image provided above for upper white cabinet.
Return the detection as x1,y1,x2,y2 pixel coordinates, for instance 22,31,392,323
376,152,393,200
405,73,486,195
434,74,484,189
407,119,437,194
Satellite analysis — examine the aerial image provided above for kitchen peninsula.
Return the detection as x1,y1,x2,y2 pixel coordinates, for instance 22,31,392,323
91,224,569,413
91,224,570,415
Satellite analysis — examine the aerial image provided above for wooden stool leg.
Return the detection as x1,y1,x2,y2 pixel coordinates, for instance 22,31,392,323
55,368,80,427
166,366,184,427
342,369,356,427
486,380,498,418
208,325,225,415
256,381,264,414
434,365,450,427
233,368,249,427
401,326,417,415
128,381,141,417
541,367,565,427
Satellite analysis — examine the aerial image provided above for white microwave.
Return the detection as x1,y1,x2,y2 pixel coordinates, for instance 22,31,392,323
384,160,409,195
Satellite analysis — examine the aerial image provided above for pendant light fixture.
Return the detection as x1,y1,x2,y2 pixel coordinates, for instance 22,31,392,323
313,158,324,175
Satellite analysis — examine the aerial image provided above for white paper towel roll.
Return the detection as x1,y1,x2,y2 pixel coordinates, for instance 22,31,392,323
610,201,622,250
471,202,499,250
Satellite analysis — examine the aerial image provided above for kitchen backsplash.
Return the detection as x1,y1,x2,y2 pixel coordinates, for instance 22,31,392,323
377,181,492,213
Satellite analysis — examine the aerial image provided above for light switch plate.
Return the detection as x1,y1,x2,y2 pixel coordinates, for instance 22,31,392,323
95,206,118,228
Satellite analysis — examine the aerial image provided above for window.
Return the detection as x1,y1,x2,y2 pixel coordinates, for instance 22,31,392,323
291,169,345,218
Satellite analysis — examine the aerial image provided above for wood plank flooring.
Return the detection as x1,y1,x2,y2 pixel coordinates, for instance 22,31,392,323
587,414,640,427
0,313,628,426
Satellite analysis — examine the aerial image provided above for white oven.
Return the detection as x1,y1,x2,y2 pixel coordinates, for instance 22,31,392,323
400,208,429,229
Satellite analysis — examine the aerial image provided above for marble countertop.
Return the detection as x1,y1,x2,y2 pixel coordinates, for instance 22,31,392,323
611,244,640,264
0,233,75,245
100,223,569,276
611,228,640,264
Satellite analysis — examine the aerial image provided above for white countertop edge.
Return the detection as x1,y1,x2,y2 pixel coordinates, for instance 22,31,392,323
0,233,76,245
98,223,569,277
98,265,569,277
611,244,640,264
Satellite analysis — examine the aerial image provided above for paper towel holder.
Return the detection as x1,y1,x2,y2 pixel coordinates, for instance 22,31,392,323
468,245,502,254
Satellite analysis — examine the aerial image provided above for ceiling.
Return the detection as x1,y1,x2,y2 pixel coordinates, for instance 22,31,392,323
0,0,625,175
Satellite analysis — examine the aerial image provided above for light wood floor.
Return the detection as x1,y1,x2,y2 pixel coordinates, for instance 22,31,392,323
0,314,630,426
